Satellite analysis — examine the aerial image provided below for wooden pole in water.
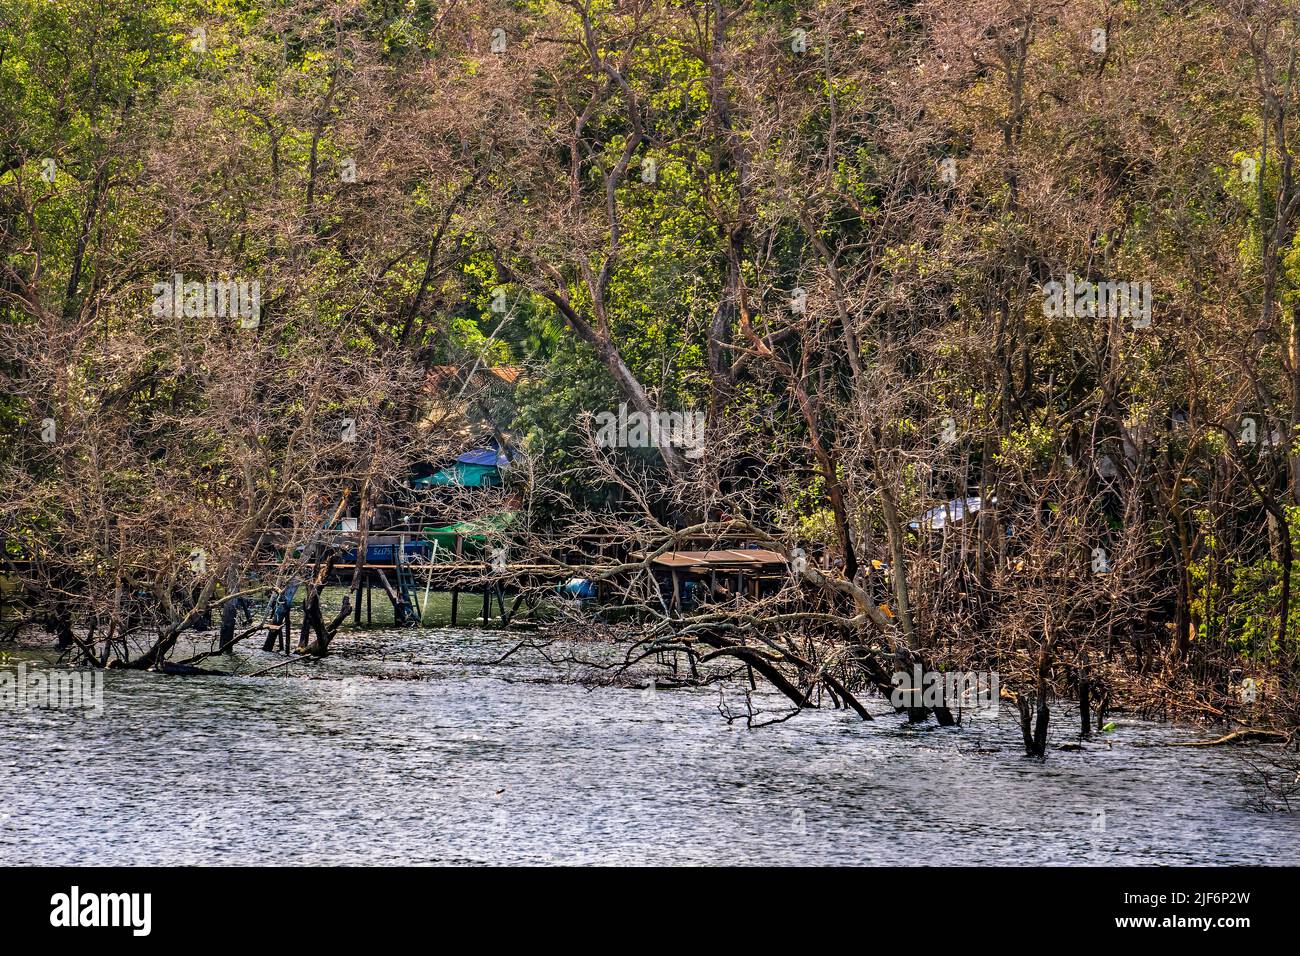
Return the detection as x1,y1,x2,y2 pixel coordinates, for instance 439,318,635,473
395,536,405,626
1079,650,1092,739
450,534,462,625
422,541,438,625
352,525,362,625
352,517,368,626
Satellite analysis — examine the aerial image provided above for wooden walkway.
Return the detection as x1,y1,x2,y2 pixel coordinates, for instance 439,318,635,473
2,526,793,632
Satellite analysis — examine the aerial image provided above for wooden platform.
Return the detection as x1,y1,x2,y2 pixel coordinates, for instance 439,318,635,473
634,548,788,573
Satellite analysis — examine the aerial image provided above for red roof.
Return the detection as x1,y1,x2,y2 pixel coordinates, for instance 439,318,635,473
425,365,522,391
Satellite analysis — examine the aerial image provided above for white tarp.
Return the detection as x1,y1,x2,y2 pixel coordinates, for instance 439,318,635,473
908,496,983,531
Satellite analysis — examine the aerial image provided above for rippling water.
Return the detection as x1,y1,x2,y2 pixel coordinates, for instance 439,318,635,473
1,627,1296,865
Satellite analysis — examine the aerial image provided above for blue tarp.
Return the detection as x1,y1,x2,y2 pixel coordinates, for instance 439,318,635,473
455,447,512,468
560,578,596,601
341,540,433,564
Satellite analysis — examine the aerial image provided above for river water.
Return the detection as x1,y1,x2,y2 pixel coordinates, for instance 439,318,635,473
1,627,1296,865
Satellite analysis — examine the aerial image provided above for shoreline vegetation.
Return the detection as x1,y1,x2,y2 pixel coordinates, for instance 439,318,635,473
1,0,1297,787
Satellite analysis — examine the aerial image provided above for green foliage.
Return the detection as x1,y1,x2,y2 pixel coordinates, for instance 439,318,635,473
1190,506,1300,660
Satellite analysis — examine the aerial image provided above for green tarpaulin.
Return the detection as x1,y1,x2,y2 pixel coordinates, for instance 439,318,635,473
412,462,500,488
424,512,518,553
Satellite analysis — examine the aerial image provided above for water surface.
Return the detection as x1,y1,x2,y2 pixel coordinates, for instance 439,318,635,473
1,628,1295,865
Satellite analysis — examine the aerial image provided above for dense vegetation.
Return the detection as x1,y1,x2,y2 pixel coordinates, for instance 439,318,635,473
2,0,1298,750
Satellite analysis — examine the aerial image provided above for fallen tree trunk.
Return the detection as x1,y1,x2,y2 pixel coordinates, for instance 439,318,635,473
694,632,814,711
1162,729,1288,747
